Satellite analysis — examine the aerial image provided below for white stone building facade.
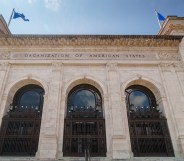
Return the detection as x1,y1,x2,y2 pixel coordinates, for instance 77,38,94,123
0,16,184,161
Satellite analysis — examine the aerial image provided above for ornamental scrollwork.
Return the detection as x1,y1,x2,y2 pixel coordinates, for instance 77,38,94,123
0,53,10,60
158,52,181,61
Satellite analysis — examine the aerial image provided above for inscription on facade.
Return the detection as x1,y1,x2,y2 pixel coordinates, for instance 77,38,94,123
6,53,156,60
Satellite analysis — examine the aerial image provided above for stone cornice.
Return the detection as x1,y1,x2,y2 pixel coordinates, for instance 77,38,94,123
0,35,182,48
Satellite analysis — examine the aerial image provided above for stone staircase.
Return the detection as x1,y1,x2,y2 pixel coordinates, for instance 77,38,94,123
0,157,183,161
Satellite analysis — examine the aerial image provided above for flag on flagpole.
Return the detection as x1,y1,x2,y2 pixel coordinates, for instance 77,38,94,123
13,9,29,21
8,8,30,27
156,11,165,21
154,9,165,28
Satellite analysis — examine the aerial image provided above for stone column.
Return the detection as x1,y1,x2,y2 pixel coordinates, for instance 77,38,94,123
37,62,63,159
0,62,10,126
106,62,130,159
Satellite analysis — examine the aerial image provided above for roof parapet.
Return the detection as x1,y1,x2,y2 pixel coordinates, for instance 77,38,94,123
158,16,184,36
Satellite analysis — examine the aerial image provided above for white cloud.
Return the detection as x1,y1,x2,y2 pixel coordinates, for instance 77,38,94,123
44,0,60,11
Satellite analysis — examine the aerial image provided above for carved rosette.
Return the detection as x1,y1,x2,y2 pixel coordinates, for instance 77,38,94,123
158,52,181,61
106,62,118,71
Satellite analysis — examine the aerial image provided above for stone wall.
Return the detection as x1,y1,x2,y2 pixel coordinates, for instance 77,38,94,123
0,36,184,160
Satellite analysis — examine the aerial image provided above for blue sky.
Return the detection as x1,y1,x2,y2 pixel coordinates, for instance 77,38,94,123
0,0,184,35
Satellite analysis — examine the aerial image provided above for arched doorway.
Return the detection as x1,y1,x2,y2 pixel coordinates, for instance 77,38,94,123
63,84,106,157
125,85,174,157
0,84,44,156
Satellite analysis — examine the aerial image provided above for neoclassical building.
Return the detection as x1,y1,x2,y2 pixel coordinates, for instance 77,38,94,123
0,15,184,161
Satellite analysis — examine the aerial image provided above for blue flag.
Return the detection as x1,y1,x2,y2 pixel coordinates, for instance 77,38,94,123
157,11,165,21
13,10,29,21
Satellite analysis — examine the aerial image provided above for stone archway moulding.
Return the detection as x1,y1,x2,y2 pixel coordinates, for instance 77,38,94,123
62,75,107,98
4,76,48,97
121,75,166,99
61,75,108,119
1,75,48,116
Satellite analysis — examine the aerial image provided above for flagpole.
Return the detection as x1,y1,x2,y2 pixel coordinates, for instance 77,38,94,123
154,9,161,29
8,8,15,27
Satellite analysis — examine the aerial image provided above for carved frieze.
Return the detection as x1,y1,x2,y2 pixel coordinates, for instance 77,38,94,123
158,52,181,61
0,35,181,48
0,53,10,59
0,52,157,60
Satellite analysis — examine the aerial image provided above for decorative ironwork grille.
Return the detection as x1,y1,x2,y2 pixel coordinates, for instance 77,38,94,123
0,111,41,156
0,84,44,156
63,84,106,157
126,85,174,157
63,111,106,157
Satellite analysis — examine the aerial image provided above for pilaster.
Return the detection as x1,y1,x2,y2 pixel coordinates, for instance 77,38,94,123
106,62,130,159
161,97,181,157
103,94,113,157
37,62,63,159
57,94,66,159
0,62,10,127
159,63,184,157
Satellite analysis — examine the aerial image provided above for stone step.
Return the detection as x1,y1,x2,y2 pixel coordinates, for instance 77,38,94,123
0,157,183,161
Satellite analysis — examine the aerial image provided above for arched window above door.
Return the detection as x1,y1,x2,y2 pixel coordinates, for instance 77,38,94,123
126,85,156,111
67,84,102,117
8,84,44,113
